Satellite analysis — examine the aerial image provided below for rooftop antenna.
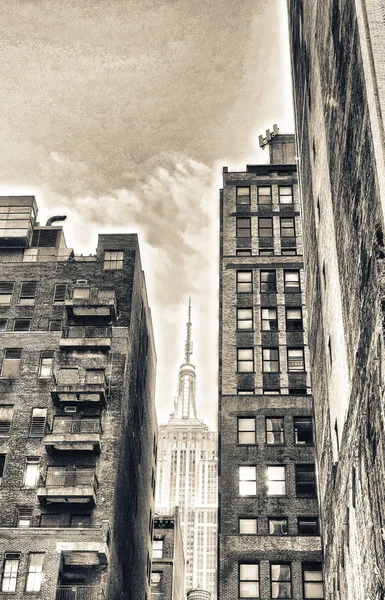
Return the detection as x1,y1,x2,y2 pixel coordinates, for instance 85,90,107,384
259,124,279,149
184,297,193,364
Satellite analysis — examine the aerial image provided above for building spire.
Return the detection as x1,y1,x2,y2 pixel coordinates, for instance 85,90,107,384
185,297,193,364
171,297,197,421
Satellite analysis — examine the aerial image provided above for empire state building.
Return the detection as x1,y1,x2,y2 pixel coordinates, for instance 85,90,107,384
155,300,218,598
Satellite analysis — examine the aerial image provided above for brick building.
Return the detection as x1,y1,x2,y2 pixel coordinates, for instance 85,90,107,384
151,509,184,600
218,133,323,600
0,196,157,599
287,1,385,596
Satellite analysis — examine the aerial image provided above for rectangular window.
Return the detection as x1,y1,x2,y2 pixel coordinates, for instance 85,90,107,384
271,563,292,599
237,348,254,372
236,187,251,205
284,270,300,293
104,250,124,270
237,249,252,257
239,518,258,535
237,308,253,330
261,308,278,331
282,249,297,256
259,249,274,256
262,348,279,373
1,349,22,378
0,320,7,331
13,319,31,332
24,457,40,488
236,217,251,238
151,572,163,592
0,282,14,305
296,465,317,497
286,308,303,331
258,217,273,238
260,271,276,293
25,553,44,592
17,507,33,528
267,466,286,496
280,217,295,238
19,281,37,305
266,418,284,445
30,409,47,437
237,271,253,293
303,563,324,599
287,348,305,372
1,554,20,592
279,186,293,204
298,517,319,536
268,518,288,535
39,352,54,378
294,417,313,445
258,186,272,205
239,563,259,598
48,320,62,332
238,418,256,445
0,407,13,436
53,283,67,304
239,466,256,496
237,389,255,395
73,287,90,299
152,539,163,559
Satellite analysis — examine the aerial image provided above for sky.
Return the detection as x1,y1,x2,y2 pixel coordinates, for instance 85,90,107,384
0,0,294,429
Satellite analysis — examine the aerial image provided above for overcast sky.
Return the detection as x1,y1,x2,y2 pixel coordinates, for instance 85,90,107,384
0,0,294,429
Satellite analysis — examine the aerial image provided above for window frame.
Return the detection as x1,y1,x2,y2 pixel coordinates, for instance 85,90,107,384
284,270,301,293
262,348,279,373
25,553,44,593
239,518,258,535
152,538,164,559
103,250,124,270
266,465,286,496
258,217,273,238
237,308,253,331
236,270,253,293
236,186,251,205
294,417,313,445
24,457,40,489
279,185,293,205
285,308,303,331
280,217,296,238
302,562,324,599
260,270,277,293
1,349,22,378
266,417,285,445
29,408,47,437
287,348,305,372
0,407,13,437
268,517,288,536
17,507,33,528
1,554,20,593
257,186,272,205
239,466,257,496
237,417,256,445
53,283,68,304
297,517,319,536
236,217,252,238
13,319,31,332
261,308,278,331
295,464,317,498
237,348,254,373
39,352,54,378
271,563,292,599
0,282,15,305
239,563,260,598
19,281,37,305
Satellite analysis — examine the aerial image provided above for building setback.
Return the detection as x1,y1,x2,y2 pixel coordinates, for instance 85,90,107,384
151,509,184,600
0,196,157,600
287,1,385,596
218,133,323,600
155,302,217,598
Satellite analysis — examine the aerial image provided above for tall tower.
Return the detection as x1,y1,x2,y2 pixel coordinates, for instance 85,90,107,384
155,302,218,599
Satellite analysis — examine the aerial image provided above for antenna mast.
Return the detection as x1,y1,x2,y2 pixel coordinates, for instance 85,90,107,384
184,297,193,363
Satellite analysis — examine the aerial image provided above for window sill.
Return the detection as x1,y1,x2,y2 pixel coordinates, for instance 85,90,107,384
236,371,256,375
236,330,255,333
262,371,281,375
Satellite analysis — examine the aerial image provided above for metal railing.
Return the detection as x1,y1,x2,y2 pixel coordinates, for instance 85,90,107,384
62,326,112,339
52,418,102,435
56,586,105,600
44,469,98,489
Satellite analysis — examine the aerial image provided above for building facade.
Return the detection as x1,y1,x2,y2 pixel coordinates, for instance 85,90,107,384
151,509,184,600
155,302,217,598
287,1,385,596
218,134,323,600
0,196,157,600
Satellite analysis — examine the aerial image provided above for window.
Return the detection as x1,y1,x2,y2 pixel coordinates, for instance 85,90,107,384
238,418,256,445
0,320,7,331
260,271,276,293
263,388,280,395
1,349,21,378
237,389,255,395
266,418,284,445
25,554,44,592
296,465,317,497
280,217,295,237
303,563,324,599
261,308,278,331
152,539,163,559
284,270,300,292
0,407,13,436
237,271,253,293
0,454,5,485
262,348,279,372
30,409,47,437
294,417,313,445
48,320,62,332
1,554,20,592
236,187,250,205
298,517,319,536
259,249,274,256
279,186,293,204
269,518,288,535
17,507,33,528
239,563,259,598
97,289,115,300
287,348,305,372
19,281,37,305
73,286,90,299
237,249,252,257
286,308,303,331
239,518,257,534
282,249,297,256
271,564,292,599
39,352,54,378
258,217,273,238
258,186,272,205
104,250,124,269
0,282,14,305
53,283,67,304
236,218,251,238
237,308,253,330
239,466,257,496
237,348,254,372
13,319,31,332
151,572,163,591
267,466,286,496
24,457,40,488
